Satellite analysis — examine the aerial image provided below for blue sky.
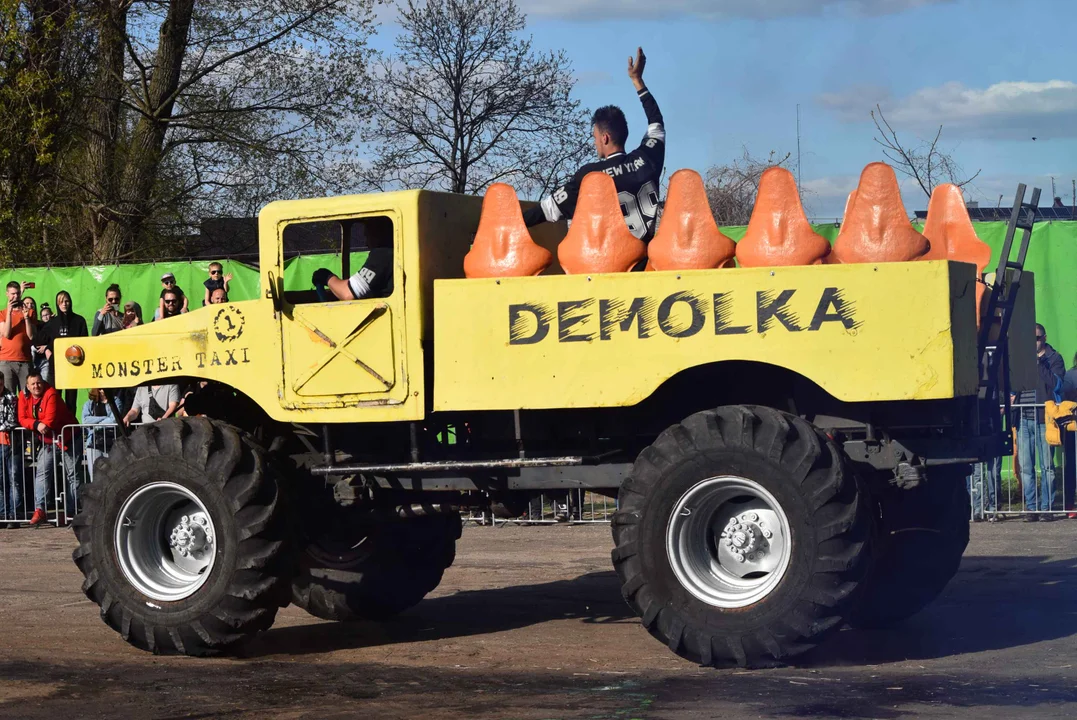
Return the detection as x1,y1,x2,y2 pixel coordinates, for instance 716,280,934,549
375,0,1077,218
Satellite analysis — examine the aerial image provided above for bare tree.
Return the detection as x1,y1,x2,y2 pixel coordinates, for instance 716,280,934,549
362,0,590,199
871,104,980,200
75,0,377,261
703,148,794,226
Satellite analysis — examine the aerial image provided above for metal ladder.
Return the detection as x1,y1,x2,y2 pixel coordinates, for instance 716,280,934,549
976,183,1041,447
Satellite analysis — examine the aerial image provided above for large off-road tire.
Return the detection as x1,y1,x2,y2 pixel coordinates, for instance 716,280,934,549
291,510,461,622
72,418,292,656
849,465,970,629
612,405,871,668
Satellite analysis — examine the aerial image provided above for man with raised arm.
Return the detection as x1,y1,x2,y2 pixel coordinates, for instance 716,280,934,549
523,47,665,243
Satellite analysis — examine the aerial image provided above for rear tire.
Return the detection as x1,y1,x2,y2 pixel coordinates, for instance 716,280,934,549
72,418,292,656
291,511,461,622
612,405,871,668
849,466,970,629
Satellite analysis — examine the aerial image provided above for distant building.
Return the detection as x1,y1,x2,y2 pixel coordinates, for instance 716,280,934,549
913,205,1075,222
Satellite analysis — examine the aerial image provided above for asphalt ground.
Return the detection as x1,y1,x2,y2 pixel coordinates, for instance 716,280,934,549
1,519,1075,719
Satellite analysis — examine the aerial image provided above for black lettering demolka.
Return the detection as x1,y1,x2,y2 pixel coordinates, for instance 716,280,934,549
507,287,858,345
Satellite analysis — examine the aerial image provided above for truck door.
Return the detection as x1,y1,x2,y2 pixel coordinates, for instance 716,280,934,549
277,213,408,409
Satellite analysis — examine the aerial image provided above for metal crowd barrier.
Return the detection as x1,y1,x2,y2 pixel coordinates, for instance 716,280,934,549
968,402,1077,521
0,423,121,528
16,410,1074,529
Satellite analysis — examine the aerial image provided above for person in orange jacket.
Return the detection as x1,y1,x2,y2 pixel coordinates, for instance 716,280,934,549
19,370,79,526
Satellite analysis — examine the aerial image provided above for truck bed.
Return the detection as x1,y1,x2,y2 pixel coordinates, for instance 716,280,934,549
433,260,992,411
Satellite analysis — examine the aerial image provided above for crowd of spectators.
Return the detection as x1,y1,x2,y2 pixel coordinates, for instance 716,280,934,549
0,263,233,527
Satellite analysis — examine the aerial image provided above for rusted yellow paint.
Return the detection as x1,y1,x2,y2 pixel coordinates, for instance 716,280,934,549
432,260,983,411
54,299,289,412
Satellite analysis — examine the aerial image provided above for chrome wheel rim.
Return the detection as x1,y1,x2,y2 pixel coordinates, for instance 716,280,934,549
666,475,792,609
114,481,217,602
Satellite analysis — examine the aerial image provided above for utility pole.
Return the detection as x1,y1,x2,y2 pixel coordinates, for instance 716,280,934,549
796,104,802,189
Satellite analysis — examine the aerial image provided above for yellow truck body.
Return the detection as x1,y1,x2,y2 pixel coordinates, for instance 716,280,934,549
55,189,1031,420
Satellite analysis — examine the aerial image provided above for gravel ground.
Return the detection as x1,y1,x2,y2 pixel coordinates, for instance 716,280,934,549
1,519,1075,719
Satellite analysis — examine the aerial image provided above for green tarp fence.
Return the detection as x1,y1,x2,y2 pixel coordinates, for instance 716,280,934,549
0,252,368,413
1,221,1074,422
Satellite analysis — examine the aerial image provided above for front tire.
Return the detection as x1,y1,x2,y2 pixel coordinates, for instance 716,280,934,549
612,405,871,668
72,418,292,656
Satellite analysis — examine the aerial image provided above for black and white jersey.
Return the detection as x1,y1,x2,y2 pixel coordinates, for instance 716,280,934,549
347,247,393,299
528,86,665,241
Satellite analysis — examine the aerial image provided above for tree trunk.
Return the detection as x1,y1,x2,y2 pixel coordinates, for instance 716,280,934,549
85,0,129,260
97,0,194,260
4,0,75,243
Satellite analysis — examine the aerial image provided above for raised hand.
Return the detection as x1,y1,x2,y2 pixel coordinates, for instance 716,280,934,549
627,47,646,84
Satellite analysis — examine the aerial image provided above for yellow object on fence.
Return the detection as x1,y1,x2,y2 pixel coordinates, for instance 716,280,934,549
1044,400,1077,446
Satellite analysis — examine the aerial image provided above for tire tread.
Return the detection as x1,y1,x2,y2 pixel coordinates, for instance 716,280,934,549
71,418,291,656
611,405,871,668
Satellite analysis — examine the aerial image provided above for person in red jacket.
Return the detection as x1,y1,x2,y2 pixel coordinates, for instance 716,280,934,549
19,370,79,526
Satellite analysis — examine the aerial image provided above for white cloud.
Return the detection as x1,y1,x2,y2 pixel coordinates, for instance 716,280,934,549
801,174,860,201
818,80,1077,139
800,172,937,218
573,70,613,86
518,0,950,20
799,171,1077,219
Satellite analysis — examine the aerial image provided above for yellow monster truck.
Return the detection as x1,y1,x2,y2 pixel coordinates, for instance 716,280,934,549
56,184,1040,667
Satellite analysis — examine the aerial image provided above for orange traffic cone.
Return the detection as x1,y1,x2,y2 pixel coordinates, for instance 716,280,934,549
735,167,830,267
831,162,929,264
558,172,645,274
463,183,552,278
648,169,735,271
922,183,992,321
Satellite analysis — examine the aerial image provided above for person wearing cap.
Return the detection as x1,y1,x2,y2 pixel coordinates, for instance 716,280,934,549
155,272,188,321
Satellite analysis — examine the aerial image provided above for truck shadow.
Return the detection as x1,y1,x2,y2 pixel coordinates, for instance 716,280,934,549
244,569,634,658
247,554,1077,665
805,553,1077,666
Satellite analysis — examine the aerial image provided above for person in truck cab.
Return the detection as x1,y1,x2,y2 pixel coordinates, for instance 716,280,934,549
311,217,394,301
522,47,665,246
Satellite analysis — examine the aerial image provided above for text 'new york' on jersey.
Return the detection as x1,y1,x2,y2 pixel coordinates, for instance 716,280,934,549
540,87,665,241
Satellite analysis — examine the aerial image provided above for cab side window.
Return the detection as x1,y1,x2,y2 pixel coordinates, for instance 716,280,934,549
282,216,396,304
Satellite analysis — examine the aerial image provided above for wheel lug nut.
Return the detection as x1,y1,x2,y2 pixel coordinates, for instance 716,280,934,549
763,529,773,538
747,512,758,522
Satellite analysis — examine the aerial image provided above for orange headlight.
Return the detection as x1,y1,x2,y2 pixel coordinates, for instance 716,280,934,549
65,345,85,366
